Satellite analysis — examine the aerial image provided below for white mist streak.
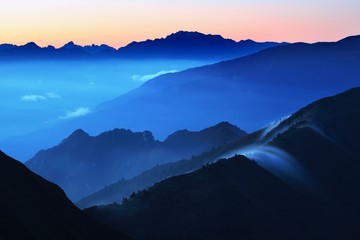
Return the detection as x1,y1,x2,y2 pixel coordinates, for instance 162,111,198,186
223,145,311,187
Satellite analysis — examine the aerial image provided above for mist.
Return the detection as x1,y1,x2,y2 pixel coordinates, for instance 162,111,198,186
223,145,313,188
0,59,210,140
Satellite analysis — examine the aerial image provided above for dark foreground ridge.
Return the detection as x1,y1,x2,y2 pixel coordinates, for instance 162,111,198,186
86,155,359,240
0,151,130,240
85,87,360,240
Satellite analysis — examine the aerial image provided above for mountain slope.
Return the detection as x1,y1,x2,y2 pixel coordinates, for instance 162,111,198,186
26,122,246,201
62,34,360,140
0,151,129,240
216,87,360,218
86,155,358,240
79,86,360,209
85,87,360,239
76,141,236,209
264,87,360,216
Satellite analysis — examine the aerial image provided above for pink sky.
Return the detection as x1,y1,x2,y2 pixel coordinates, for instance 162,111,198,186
0,0,359,48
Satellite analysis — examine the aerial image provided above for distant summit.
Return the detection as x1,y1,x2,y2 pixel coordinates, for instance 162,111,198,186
0,31,287,61
23,42,40,48
118,30,287,60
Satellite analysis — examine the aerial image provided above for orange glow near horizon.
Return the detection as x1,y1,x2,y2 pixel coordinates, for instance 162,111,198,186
0,0,359,48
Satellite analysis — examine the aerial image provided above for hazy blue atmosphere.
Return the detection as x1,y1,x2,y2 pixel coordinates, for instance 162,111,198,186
1,0,360,239
0,59,209,139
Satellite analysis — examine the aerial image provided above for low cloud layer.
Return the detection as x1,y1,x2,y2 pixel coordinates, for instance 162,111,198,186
59,107,91,119
132,70,177,82
21,94,47,101
21,92,61,101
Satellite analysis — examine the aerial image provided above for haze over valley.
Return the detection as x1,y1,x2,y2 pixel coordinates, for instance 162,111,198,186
1,0,360,239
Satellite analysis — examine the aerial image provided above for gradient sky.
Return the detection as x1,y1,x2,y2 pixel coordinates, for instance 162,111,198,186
1,0,359,48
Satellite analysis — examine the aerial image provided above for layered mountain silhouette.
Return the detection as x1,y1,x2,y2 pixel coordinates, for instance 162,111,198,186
86,155,359,240
76,140,244,208
77,86,360,208
62,34,360,140
26,122,246,201
0,42,117,60
0,31,284,61
0,151,129,240
84,88,360,240
2,34,359,161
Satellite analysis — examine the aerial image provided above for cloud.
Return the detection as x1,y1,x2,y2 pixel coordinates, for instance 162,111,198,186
59,107,91,119
46,92,61,99
132,70,177,82
21,94,46,101
21,92,61,101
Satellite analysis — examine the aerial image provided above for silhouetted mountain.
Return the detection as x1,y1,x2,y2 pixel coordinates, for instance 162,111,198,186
263,87,360,216
0,151,129,240
217,87,360,219
26,122,246,201
86,155,359,240
84,88,360,240
0,31,284,61
118,31,287,60
2,34,360,162
0,41,117,60
61,41,117,56
77,122,245,208
77,88,360,209
67,34,360,139
0,43,16,51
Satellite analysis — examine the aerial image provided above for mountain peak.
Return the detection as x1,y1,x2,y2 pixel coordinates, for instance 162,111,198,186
168,30,204,37
71,128,89,137
62,129,90,144
62,41,78,48
165,31,226,41
23,42,40,48
213,121,237,128
164,122,246,145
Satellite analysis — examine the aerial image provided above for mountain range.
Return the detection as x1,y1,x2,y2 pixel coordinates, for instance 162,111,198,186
0,151,129,240
84,87,360,240
0,41,117,60
117,31,287,60
0,31,285,61
1,34,359,162
76,85,360,208
25,122,246,201
93,34,360,136
1,31,360,239
55,35,360,142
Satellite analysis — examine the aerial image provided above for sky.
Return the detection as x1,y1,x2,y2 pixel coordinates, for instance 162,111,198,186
0,0,359,48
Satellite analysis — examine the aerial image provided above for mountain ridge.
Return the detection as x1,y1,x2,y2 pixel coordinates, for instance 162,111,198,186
0,150,130,240
118,30,287,60
0,31,287,61
84,87,360,240
26,122,246,201
1,33,359,162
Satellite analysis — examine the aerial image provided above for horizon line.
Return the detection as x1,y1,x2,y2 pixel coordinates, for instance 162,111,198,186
1,30,359,49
